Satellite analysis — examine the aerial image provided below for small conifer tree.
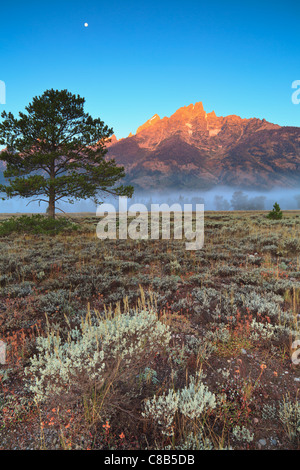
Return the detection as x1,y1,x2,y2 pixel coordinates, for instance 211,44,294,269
267,202,283,220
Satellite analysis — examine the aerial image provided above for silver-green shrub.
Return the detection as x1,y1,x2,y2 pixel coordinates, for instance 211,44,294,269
232,425,254,443
26,309,171,403
142,376,216,436
279,395,300,441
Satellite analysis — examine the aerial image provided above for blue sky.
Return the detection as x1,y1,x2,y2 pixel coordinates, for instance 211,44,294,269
0,0,299,138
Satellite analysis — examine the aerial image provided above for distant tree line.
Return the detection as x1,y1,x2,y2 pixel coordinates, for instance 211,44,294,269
214,191,266,210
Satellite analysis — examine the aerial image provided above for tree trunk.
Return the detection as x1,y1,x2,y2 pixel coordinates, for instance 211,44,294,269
48,162,55,219
48,193,55,219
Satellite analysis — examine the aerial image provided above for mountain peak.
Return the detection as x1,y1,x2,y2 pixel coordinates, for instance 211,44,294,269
106,101,298,191
193,101,204,111
171,101,206,120
184,102,204,111
103,133,118,147
136,114,160,134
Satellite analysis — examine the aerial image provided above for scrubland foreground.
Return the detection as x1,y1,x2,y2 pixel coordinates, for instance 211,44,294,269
0,211,299,450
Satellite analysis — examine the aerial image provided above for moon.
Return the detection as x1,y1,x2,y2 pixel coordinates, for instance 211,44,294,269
84,22,88,27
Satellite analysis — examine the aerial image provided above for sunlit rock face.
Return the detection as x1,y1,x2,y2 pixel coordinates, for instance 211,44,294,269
106,102,300,191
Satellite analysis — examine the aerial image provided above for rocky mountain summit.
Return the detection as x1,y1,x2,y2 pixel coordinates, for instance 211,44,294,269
106,102,300,190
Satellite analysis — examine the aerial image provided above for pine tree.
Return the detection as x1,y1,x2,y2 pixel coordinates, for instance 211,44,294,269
0,89,133,218
267,202,283,220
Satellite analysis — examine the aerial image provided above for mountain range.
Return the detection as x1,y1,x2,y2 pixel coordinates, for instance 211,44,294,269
106,102,300,191
1,102,300,192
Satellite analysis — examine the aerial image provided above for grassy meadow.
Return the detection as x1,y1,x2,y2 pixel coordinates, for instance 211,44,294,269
0,211,299,450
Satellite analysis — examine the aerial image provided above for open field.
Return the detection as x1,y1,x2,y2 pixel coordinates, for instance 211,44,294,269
0,211,299,450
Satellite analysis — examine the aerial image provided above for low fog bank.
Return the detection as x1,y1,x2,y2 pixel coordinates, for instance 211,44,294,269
0,198,98,214
1,187,300,214
120,187,300,211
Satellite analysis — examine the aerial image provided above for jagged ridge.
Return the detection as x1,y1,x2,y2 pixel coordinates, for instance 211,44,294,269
106,102,300,190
